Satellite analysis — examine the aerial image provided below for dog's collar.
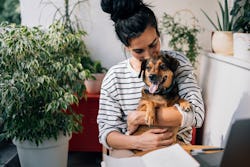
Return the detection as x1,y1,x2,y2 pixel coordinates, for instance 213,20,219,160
144,79,176,95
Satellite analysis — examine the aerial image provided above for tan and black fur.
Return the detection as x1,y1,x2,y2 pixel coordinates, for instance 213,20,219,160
132,52,191,153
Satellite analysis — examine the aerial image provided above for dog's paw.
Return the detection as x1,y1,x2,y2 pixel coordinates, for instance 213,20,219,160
182,104,192,112
179,100,192,112
145,111,155,126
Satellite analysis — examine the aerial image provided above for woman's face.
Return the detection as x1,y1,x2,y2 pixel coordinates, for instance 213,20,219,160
127,26,160,61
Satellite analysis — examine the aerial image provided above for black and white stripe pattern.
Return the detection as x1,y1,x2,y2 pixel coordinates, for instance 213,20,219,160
97,51,205,148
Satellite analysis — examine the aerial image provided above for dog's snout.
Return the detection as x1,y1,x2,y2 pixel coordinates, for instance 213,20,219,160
149,74,157,82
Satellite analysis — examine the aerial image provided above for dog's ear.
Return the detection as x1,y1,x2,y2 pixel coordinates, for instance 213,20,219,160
163,55,179,72
138,59,147,78
169,56,179,72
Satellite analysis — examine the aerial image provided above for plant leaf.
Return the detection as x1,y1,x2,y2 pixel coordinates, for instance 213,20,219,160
201,9,219,30
224,0,230,30
218,0,226,30
216,12,223,31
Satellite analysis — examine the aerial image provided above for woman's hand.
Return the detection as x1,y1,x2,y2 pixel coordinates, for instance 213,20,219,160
134,128,175,151
127,109,177,151
127,111,145,135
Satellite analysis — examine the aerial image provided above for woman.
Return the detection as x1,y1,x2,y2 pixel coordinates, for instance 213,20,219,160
97,0,204,156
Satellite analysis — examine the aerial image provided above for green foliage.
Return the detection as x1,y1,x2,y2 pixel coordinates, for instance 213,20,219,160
0,22,91,145
230,0,250,33
81,57,107,74
0,0,21,24
201,0,234,31
43,0,107,77
161,13,202,66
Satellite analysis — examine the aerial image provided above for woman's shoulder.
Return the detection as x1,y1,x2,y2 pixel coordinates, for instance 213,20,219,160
106,59,128,75
103,59,129,80
109,59,128,71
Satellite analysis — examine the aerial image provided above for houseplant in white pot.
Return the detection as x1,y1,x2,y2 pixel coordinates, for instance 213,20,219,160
201,0,234,55
0,21,90,167
230,0,250,61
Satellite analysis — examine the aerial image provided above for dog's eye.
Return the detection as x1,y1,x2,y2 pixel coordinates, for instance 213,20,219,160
146,65,151,70
159,64,167,70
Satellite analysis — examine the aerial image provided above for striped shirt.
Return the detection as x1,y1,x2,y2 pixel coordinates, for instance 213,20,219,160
97,50,205,149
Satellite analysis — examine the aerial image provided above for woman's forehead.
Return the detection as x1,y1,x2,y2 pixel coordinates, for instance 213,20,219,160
129,26,158,49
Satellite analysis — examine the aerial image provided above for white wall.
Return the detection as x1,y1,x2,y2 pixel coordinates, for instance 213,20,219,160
199,53,250,146
20,0,232,69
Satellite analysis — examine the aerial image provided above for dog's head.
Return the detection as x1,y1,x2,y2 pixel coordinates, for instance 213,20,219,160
139,53,179,94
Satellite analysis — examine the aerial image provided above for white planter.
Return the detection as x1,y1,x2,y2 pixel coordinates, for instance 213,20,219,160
233,33,250,62
211,31,233,56
13,134,71,167
85,73,105,94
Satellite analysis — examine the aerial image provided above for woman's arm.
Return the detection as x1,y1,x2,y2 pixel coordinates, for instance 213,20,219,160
97,69,128,149
107,128,174,151
165,51,205,128
127,106,182,134
174,54,205,128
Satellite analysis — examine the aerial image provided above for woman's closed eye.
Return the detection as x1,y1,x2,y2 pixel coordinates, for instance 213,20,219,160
149,39,158,48
133,49,144,54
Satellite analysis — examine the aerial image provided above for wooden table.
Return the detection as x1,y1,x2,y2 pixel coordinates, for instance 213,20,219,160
135,145,219,156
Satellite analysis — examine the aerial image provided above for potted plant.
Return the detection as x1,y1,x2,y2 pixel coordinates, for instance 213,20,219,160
0,21,90,167
160,11,202,67
230,0,250,61
40,0,107,94
201,0,234,55
82,57,107,94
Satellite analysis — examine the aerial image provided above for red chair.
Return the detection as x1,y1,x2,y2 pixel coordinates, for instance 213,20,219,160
191,127,196,145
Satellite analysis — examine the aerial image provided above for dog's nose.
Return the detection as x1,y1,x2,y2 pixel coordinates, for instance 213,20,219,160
149,74,157,82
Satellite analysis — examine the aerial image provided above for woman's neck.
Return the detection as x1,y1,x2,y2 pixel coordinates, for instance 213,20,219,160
129,57,142,72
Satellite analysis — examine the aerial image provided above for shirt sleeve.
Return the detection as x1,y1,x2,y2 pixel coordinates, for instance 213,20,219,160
96,71,127,149
165,51,205,128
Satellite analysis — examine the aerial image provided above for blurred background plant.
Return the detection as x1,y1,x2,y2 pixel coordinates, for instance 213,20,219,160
41,0,107,77
161,10,202,66
201,0,233,31
40,0,88,33
230,0,250,33
81,57,107,74
0,0,21,24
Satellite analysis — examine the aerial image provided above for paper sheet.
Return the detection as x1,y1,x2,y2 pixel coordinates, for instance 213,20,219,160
103,144,200,167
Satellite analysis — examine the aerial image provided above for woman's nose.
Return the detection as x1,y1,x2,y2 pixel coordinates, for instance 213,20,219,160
146,48,158,58
144,49,155,59
144,49,153,59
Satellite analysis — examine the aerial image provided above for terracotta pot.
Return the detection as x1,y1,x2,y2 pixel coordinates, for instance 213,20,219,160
84,73,105,94
211,31,233,56
233,33,250,62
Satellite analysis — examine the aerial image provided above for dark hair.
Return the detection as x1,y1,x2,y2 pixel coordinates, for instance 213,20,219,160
101,0,160,46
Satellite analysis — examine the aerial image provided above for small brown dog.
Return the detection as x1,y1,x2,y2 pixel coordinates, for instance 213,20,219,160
132,52,191,152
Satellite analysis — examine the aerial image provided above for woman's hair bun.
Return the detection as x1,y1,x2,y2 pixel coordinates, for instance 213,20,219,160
101,0,144,22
